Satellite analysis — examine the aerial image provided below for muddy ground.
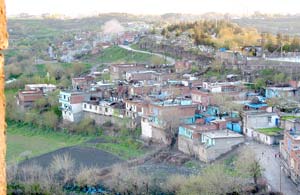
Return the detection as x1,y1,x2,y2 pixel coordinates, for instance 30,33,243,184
20,146,123,168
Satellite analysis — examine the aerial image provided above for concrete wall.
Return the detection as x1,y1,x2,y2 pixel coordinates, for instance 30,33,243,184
178,135,197,156
245,128,282,145
243,114,278,135
82,103,113,116
151,126,169,144
178,135,244,163
62,110,83,123
281,119,300,131
141,117,152,138
83,112,133,129
203,137,244,162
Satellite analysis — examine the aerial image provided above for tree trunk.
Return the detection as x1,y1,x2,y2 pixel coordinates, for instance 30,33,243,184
0,0,8,194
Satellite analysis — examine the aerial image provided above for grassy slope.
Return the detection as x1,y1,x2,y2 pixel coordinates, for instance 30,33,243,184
7,122,146,163
92,139,145,160
6,123,90,164
84,46,160,64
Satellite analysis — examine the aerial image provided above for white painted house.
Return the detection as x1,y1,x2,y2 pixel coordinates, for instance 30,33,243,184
242,111,282,145
59,91,89,122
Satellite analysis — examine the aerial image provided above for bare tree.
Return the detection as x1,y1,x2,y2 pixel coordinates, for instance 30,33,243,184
178,164,243,195
160,109,183,147
235,148,263,192
49,153,75,183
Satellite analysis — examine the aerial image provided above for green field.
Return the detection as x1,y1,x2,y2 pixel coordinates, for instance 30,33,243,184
6,122,146,163
84,46,163,64
6,123,90,164
92,138,145,160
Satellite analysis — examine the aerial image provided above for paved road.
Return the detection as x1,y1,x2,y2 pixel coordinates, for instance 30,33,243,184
247,142,299,195
119,45,175,64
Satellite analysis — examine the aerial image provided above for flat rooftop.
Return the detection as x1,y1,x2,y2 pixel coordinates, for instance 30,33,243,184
26,84,56,88
267,87,295,91
203,130,244,139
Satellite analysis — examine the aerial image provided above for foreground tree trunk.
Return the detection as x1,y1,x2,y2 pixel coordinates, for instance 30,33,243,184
0,0,8,194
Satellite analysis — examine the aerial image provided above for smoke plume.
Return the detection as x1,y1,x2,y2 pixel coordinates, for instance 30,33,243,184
102,19,124,34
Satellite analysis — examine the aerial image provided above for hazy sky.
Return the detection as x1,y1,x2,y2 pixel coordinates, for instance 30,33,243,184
6,0,300,16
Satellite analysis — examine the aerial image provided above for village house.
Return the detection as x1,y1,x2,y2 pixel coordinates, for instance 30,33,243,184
124,99,144,118
202,81,244,93
16,90,44,108
125,70,159,82
175,60,192,73
280,119,300,185
289,80,300,88
265,86,297,99
128,84,157,97
191,89,213,109
25,84,56,93
109,64,146,80
178,123,244,162
72,76,95,91
191,81,247,110
79,94,136,128
242,111,282,145
59,91,90,122
215,50,246,66
82,99,125,118
141,98,197,144
124,99,149,128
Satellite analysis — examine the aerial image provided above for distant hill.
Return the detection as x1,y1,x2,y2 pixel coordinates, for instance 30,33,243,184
233,16,300,36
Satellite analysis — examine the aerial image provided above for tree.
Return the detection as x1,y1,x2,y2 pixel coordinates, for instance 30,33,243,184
161,28,168,36
235,149,263,192
266,97,281,112
179,164,243,195
273,73,286,84
104,165,152,194
160,109,184,147
40,111,59,130
254,78,266,90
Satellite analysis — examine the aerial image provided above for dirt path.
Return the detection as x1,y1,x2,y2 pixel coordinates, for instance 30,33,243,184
247,142,299,195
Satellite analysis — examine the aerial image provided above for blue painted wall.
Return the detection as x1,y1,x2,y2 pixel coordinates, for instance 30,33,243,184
179,126,193,139
226,122,242,133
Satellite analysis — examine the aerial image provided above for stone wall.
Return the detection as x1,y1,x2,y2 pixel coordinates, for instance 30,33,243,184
83,111,135,129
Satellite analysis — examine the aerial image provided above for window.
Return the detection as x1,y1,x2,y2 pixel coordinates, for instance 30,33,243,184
89,105,92,109
268,116,272,123
84,104,86,109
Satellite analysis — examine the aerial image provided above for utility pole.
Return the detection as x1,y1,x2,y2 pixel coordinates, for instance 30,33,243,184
280,164,282,193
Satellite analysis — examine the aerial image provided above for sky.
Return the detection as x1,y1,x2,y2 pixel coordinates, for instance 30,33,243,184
6,0,300,17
